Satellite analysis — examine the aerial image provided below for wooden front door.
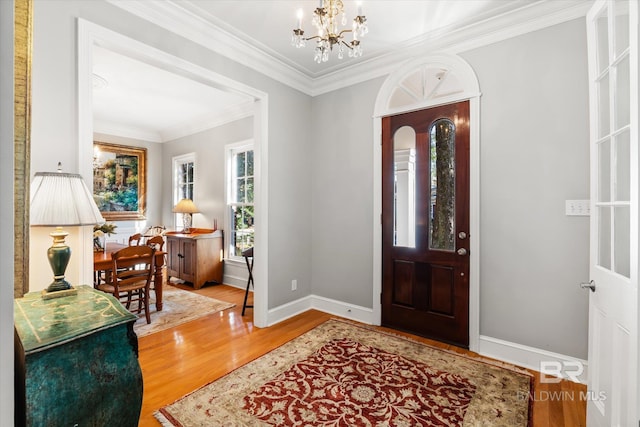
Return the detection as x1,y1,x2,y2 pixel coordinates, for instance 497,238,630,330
382,101,470,348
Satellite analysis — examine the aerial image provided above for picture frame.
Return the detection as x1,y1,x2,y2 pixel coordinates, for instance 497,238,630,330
14,0,32,297
93,142,147,220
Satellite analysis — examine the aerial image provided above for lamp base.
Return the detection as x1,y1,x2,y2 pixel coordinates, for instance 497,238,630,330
42,287,78,300
181,213,193,234
44,227,74,299
47,277,73,292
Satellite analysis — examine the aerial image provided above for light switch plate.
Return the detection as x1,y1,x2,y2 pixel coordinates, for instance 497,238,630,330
566,200,590,216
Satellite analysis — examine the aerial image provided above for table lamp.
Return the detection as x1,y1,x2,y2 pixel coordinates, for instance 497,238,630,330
30,163,105,299
173,198,199,233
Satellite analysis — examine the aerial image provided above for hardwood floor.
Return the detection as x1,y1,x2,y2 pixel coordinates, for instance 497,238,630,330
137,283,586,426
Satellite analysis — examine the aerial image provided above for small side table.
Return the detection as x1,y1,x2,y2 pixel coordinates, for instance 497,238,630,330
165,228,223,289
14,285,143,427
242,247,254,316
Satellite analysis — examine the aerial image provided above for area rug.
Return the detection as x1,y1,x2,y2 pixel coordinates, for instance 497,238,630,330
133,285,235,337
155,319,533,426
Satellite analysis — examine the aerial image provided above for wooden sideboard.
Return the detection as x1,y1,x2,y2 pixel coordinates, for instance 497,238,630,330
166,228,223,289
14,285,142,427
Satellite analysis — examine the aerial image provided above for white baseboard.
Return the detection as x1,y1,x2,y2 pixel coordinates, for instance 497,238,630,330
309,295,374,324
267,295,312,326
222,260,249,288
267,294,374,326
222,274,248,289
479,335,588,384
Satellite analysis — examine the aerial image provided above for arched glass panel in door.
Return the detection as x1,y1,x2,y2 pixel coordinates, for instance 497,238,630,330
429,118,456,251
393,126,416,248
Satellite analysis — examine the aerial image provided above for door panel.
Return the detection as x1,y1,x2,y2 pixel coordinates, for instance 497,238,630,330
586,0,638,425
429,265,455,316
382,101,470,348
392,260,414,306
181,240,196,282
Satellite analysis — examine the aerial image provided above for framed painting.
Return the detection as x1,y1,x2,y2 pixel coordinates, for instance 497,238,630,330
93,142,146,220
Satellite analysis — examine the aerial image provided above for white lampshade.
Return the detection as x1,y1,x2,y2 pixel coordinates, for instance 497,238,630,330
30,169,105,226
30,164,105,297
172,198,199,214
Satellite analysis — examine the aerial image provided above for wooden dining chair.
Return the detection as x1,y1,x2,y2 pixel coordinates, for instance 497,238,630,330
143,225,166,243
128,233,143,246
145,235,165,291
146,235,164,251
97,245,156,324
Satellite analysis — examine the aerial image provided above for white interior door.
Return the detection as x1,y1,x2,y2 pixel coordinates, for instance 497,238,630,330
586,1,638,425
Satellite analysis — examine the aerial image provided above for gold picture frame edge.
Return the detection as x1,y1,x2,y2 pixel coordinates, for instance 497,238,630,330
14,0,32,298
93,141,147,221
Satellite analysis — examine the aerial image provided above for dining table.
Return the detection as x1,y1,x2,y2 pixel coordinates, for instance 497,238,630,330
93,242,166,311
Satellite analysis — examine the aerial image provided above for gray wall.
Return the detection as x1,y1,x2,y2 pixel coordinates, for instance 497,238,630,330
310,76,386,308
462,18,590,358
1,0,15,420
161,117,253,236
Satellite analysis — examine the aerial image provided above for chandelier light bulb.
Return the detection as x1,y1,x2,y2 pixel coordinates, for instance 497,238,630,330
296,9,303,29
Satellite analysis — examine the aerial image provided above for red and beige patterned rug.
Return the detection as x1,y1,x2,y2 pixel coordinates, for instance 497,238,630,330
155,319,532,426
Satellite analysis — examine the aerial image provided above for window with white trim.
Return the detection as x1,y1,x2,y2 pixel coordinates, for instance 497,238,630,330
226,142,254,259
173,153,196,230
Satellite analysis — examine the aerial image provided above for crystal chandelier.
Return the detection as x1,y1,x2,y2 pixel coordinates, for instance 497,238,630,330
292,0,368,63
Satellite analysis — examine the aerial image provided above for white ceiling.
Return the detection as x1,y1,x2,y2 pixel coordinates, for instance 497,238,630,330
92,45,253,143
174,0,539,77
95,0,588,142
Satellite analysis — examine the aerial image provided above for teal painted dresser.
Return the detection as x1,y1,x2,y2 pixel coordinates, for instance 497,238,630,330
14,285,143,427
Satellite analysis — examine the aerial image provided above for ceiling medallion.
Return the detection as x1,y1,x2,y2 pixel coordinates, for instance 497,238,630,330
292,0,368,63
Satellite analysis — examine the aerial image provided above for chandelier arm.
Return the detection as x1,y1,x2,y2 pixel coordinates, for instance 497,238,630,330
305,35,322,41
340,40,354,50
337,29,353,37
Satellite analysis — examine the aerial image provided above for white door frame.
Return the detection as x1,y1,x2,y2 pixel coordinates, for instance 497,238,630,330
372,55,481,351
77,19,270,328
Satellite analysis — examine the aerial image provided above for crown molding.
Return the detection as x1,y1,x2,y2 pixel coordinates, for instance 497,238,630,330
95,101,254,143
310,1,591,96
94,120,163,143
106,0,313,94
159,101,254,142
107,0,590,97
